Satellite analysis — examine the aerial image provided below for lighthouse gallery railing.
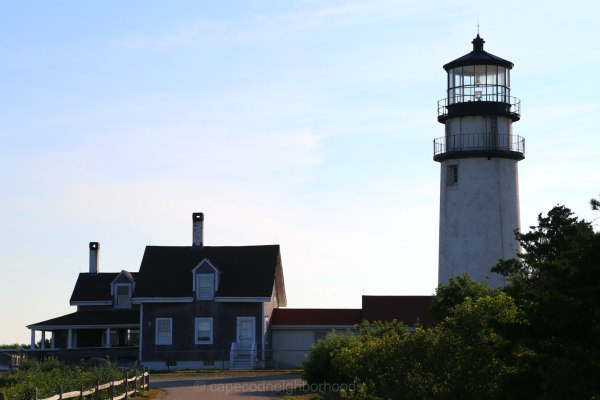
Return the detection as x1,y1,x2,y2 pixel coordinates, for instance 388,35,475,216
433,133,525,157
437,95,521,118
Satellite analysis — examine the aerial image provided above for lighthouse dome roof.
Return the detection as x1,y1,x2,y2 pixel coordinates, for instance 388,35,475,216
443,35,514,71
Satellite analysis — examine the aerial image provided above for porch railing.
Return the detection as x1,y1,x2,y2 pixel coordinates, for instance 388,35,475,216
27,347,139,366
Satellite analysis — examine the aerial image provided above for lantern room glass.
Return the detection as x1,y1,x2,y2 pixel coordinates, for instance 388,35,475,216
447,65,510,105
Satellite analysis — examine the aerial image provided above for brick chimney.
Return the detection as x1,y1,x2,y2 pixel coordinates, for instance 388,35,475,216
89,242,100,274
192,213,204,247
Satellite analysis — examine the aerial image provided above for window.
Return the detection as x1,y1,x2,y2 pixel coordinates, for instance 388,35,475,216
192,259,220,300
115,284,131,308
195,318,213,344
196,274,215,300
155,318,172,345
447,165,458,186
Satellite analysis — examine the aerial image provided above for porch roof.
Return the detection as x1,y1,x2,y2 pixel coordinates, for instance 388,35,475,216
27,310,139,330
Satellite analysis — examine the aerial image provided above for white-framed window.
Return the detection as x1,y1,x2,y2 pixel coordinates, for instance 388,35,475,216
155,318,172,345
196,274,215,300
115,284,132,309
195,318,213,344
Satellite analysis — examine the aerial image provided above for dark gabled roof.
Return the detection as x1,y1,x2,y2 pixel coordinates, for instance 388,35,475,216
132,245,282,299
362,295,435,325
27,310,139,329
271,308,363,326
70,272,137,303
443,35,513,71
115,270,135,282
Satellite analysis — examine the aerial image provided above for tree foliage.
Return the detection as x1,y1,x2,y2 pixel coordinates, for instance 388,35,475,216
302,332,359,386
591,194,599,210
303,204,600,399
304,282,527,399
492,205,600,399
430,273,497,320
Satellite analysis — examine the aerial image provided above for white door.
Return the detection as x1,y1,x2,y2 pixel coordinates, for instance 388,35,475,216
236,317,255,354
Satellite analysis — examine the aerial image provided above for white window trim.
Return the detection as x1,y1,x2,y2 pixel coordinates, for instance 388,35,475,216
155,318,172,346
192,258,220,292
114,283,132,309
110,271,135,295
194,317,213,345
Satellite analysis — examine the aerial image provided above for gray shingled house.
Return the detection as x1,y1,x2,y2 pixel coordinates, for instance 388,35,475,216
28,213,287,370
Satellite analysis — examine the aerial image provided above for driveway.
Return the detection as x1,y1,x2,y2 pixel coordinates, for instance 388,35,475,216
151,372,304,400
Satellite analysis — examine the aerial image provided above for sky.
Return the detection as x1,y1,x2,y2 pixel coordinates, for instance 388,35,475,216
1,0,599,344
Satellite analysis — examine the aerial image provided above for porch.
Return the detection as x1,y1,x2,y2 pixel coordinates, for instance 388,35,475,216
27,310,139,364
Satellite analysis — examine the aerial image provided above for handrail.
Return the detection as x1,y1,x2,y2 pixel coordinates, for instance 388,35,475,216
437,95,521,117
229,342,238,366
433,133,525,156
230,341,257,369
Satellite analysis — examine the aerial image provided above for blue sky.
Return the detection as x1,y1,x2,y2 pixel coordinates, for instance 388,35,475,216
1,0,599,344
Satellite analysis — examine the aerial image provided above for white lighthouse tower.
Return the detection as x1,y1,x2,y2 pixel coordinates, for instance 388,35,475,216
435,35,524,288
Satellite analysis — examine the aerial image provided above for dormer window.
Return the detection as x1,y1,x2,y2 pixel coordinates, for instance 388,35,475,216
111,270,135,309
115,284,132,308
192,258,221,301
196,274,215,300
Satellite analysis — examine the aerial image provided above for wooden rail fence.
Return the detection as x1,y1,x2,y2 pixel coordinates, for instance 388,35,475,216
0,368,149,400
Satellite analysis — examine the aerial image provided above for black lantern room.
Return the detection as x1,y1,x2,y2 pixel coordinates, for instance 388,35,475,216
434,35,524,162
437,35,520,123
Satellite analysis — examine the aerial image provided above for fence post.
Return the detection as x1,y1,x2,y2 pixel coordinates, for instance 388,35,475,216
133,369,138,396
56,384,62,400
95,379,99,400
145,367,149,389
79,384,83,400
34,387,38,400
110,374,114,400
124,370,128,400
0,392,6,400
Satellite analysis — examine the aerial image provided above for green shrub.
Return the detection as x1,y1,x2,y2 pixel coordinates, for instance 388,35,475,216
1,358,131,400
302,332,359,385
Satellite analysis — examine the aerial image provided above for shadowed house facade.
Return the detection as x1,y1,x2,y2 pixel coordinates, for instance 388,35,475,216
134,238,286,370
28,213,286,370
27,213,433,370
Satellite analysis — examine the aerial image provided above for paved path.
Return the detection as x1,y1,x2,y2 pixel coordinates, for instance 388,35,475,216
151,372,303,400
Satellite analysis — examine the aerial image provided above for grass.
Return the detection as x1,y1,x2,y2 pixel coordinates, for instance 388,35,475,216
281,386,317,400
137,388,164,399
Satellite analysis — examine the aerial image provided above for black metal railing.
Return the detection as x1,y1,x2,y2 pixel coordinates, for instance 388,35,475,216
27,347,139,364
437,95,521,118
433,133,525,157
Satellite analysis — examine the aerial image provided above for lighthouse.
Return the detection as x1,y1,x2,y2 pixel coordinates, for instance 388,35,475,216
434,35,524,288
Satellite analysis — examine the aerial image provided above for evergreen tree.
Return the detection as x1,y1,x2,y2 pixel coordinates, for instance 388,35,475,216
493,205,600,399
